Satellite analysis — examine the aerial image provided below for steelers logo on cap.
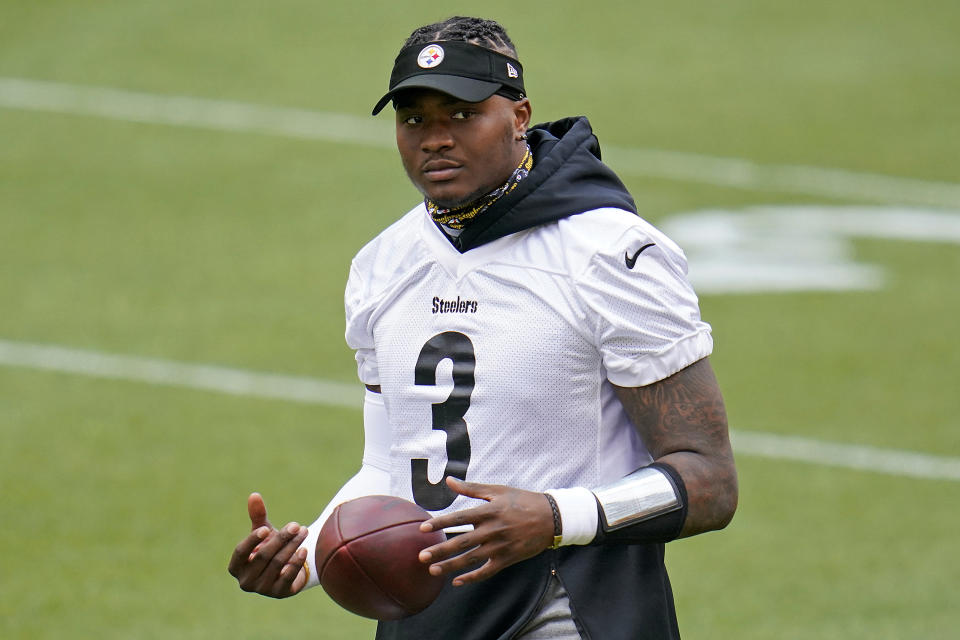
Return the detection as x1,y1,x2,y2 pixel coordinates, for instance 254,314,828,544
417,44,445,69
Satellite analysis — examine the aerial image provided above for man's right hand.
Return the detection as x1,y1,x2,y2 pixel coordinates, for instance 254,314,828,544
227,492,309,598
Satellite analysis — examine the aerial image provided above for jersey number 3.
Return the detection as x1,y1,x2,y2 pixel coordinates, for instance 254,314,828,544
412,331,475,510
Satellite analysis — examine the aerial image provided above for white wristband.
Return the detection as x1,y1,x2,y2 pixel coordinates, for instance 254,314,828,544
545,487,599,546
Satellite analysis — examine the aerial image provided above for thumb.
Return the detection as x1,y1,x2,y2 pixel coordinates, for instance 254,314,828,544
247,492,273,531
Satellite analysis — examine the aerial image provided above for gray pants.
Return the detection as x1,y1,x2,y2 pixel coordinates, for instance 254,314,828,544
516,576,583,639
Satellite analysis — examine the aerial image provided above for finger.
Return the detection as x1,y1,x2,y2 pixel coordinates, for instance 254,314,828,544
444,476,502,501
258,525,309,596
420,504,486,534
419,529,480,566
228,526,271,577
424,543,493,583
419,536,505,587
247,492,272,531
248,522,303,564
417,479,503,534
251,523,309,589
273,547,309,597
450,559,502,587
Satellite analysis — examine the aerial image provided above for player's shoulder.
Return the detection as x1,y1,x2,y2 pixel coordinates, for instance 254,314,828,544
352,203,424,264
348,203,431,296
556,207,650,243
549,208,687,276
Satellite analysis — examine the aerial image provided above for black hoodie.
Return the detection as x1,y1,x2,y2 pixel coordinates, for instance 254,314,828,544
450,116,638,252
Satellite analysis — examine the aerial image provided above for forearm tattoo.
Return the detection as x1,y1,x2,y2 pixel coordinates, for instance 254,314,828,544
614,358,738,536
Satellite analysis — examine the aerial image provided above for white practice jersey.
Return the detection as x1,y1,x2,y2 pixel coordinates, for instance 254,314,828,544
345,204,712,516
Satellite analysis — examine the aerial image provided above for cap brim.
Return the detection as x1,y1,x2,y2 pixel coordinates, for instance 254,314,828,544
371,75,502,115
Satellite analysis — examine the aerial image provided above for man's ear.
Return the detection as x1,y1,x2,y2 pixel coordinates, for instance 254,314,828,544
513,98,533,136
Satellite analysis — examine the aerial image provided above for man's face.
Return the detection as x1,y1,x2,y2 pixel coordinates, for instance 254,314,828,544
394,90,531,209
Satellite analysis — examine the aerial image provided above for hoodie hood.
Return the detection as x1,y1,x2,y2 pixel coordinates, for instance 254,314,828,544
452,116,637,252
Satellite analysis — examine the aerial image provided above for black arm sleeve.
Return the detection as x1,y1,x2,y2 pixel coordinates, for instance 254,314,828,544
590,462,688,545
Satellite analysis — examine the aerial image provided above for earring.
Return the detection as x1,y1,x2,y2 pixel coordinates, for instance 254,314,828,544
518,133,528,141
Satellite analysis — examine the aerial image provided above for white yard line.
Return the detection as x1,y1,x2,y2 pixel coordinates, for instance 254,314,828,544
0,76,394,149
601,147,960,208
0,338,362,409
730,431,960,482
2,338,958,482
2,76,959,208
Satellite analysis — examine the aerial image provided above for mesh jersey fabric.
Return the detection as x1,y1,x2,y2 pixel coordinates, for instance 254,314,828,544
343,203,712,515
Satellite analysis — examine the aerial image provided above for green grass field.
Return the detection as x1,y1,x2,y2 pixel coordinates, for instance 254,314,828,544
2,1,958,638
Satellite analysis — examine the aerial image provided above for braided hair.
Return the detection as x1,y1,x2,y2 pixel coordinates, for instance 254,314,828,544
403,16,518,58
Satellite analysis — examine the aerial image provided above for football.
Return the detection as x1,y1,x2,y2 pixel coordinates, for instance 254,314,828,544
315,495,447,620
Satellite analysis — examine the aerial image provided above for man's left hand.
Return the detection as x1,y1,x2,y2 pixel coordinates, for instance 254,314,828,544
417,477,555,586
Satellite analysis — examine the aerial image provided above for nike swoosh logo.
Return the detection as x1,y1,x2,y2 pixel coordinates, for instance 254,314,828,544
625,243,656,269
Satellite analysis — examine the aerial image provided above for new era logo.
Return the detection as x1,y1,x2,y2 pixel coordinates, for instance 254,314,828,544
506,63,519,78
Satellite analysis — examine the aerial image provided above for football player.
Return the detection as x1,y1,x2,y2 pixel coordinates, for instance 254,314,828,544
229,16,737,640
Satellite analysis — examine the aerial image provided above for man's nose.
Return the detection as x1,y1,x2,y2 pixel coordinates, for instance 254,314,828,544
420,121,454,152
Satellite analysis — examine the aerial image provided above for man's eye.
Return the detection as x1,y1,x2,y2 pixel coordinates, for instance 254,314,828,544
403,115,422,125
451,111,471,120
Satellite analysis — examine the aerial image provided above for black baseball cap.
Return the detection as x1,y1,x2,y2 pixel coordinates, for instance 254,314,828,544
372,41,525,115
